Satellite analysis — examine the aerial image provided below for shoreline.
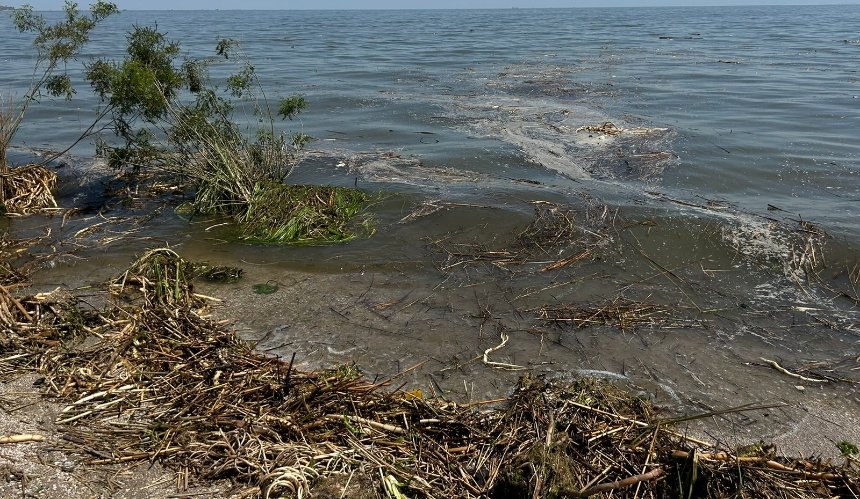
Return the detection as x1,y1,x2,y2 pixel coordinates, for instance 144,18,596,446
0,157,860,499
1,234,858,497
2,3,859,494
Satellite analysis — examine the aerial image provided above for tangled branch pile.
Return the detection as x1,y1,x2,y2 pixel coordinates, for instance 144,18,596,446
0,249,857,498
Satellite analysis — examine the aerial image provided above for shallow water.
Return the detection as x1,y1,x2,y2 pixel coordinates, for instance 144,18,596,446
3,6,860,451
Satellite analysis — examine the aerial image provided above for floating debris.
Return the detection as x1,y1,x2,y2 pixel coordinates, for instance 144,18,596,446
239,182,371,244
431,201,595,272
577,122,624,136
537,298,699,332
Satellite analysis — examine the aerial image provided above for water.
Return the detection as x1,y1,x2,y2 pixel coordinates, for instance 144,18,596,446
3,6,859,451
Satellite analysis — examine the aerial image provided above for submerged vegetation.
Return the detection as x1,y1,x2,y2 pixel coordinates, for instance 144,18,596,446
430,201,607,272
239,182,371,243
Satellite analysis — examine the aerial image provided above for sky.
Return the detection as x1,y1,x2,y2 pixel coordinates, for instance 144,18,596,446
3,0,859,9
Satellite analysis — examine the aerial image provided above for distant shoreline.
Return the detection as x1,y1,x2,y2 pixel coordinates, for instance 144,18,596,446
7,4,860,12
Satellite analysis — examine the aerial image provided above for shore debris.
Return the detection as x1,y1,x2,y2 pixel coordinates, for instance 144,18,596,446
432,201,599,273
537,298,699,332
760,357,829,383
0,434,45,444
0,164,58,214
0,250,858,497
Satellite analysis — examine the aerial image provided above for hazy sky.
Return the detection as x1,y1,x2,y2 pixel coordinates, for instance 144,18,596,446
3,0,859,9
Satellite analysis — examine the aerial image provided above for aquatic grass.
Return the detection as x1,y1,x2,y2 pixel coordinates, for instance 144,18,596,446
86,26,372,245
160,70,371,245
252,281,279,295
238,182,371,244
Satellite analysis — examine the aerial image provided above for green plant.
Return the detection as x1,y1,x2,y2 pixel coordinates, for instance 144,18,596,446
838,440,859,457
252,281,279,295
1,1,117,206
86,26,367,243
239,183,370,243
86,29,300,177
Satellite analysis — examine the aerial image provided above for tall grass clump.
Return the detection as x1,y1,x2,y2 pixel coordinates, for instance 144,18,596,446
87,27,368,243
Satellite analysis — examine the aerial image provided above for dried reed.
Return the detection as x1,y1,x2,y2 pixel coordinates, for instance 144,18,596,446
537,298,699,332
432,202,595,272
0,250,856,498
0,164,58,214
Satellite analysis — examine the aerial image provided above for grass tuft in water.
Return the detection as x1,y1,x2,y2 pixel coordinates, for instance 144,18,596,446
238,182,371,244
112,248,244,307
252,281,279,295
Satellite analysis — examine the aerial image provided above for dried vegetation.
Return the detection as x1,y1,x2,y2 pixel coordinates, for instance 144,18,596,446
430,201,609,273
0,164,58,215
0,247,857,497
536,298,702,332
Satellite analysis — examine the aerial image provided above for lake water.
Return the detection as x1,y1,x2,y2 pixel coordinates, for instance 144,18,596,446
3,6,859,451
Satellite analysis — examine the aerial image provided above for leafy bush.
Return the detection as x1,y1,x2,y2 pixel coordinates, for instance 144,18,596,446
87,26,368,243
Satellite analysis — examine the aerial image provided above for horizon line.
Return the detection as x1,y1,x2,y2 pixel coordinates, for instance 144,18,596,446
9,2,860,11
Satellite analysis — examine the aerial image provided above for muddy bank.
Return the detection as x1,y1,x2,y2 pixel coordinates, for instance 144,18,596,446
0,373,233,499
